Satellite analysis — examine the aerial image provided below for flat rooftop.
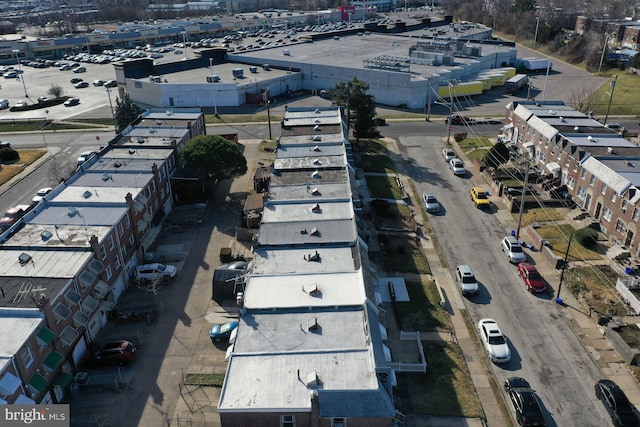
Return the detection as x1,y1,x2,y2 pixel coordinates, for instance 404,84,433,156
100,146,174,160
142,108,203,120
0,309,44,372
7,224,112,248
244,270,366,309
67,171,152,189
276,144,346,158
49,185,137,205
251,246,359,275
262,200,354,223
257,219,357,246
27,205,127,227
274,154,346,170
266,181,352,203
278,132,345,146
270,169,349,186
0,249,92,280
88,156,166,173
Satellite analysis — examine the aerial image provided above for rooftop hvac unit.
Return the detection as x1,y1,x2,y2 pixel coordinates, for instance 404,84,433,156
206,75,220,83
249,66,258,73
232,68,244,78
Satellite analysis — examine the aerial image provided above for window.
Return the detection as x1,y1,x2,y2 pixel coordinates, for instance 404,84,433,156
21,346,34,369
105,265,113,280
601,183,607,195
603,207,612,222
332,418,346,427
129,235,135,247
616,220,627,234
580,169,587,180
151,181,156,193
611,192,617,203
114,255,121,271
634,208,640,221
125,214,131,229
567,176,575,190
108,235,115,251
589,175,596,187
280,415,295,427
100,245,107,261
622,200,629,213
118,223,124,237
577,187,586,201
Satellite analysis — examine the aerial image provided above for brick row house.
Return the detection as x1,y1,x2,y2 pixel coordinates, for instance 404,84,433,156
0,109,205,404
503,101,640,255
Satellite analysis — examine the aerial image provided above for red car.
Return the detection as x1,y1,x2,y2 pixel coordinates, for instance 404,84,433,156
0,205,32,231
90,340,137,366
518,263,546,293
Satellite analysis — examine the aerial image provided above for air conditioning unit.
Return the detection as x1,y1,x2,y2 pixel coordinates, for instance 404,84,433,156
206,75,220,83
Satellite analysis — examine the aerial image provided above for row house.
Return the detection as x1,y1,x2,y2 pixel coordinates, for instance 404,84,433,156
0,109,201,404
503,100,640,254
137,108,207,139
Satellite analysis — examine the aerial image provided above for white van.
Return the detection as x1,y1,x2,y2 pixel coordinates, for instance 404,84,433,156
0,99,8,110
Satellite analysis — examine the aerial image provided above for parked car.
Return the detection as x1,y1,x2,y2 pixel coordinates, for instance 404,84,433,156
64,97,80,107
455,264,479,296
595,379,640,427
74,81,89,89
59,64,73,71
0,141,10,148
478,318,511,363
135,263,177,282
72,66,86,73
14,100,28,108
422,193,440,213
70,77,83,84
3,70,19,79
517,263,547,293
442,148,455,162
470,187,490,209
93,79,105,86
449,158,466,176
37,96,49,103
0,99,9,109
209,320,239,343
373,116,386,126
445,114,471,125
105,80,117,87
605,123,626,135
90,340,137,366
504,377,546,426
76,150,96,165
32,187,53,204
502,236,527,264
0,205,32,230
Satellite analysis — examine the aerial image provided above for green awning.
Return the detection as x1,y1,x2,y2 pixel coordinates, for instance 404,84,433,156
36,326,55,345
52,372,72,388
28,373,47,393
43,350,64,371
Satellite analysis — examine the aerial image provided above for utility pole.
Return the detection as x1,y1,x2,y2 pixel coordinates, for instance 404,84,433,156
556,233,574,301
446,80,454,143
515,159,530,240
604,75,617,125
426,76,432,121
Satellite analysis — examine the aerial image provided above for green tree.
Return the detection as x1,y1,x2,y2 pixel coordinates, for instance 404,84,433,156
114,93,142,133
483,141,510,169
328,78,376,141
180,135,248,192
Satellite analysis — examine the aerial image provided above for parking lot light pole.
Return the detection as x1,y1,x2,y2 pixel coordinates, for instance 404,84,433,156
12,49,28,99
209,58,219,117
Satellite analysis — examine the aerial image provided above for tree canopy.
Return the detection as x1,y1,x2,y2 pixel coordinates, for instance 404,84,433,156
114,93,143,133
328,78,377,139
180,135,247,191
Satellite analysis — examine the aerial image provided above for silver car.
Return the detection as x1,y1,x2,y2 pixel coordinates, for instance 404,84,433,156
422,193,440,213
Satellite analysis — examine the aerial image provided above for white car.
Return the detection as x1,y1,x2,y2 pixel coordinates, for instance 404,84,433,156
15,100,28,108
422,193,440,213
32,187,53,204
442,148,455,162
501,236,527,264
449,158,466,176
455,264,479,296
76,150,97,166
135,263,177,282
478,318,511,363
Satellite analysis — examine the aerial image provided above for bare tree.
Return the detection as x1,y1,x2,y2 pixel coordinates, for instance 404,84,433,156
566,86,596,113
49,156,77,184
48,84,64,99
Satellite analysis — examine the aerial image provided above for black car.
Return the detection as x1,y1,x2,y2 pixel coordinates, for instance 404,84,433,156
595,379,640,427
504,377,546,426
70,77,83,84
88,340,137,366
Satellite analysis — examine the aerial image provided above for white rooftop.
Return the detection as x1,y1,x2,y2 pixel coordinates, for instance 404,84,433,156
262,201,354,223
244,271,366,309
0,309,44,372
251,247,359,275
7,224,112,248
278,132,345,146
0,249,93,278
50,185,138,205
266,182,352,203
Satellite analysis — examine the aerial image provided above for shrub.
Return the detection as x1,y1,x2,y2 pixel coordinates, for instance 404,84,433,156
0,148,19,163
454,132,467,142
574,227,598,249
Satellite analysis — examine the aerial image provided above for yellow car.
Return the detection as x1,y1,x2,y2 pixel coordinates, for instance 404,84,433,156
470,187,490,209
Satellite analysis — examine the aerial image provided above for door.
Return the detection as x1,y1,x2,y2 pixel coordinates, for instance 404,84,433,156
625,230,634,248
584,193,591,211
594,202,602,220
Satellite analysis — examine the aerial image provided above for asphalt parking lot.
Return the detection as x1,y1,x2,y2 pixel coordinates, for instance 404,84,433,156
1,61,118,121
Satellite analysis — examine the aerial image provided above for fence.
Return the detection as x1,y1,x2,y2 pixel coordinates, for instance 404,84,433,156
387,331,428,373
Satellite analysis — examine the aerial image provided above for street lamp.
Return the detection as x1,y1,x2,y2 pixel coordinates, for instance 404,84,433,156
533,17,540,50
181,31,188,60
604,75,618,125
209,58,219,117
12,49,28,99
106,87,115,128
